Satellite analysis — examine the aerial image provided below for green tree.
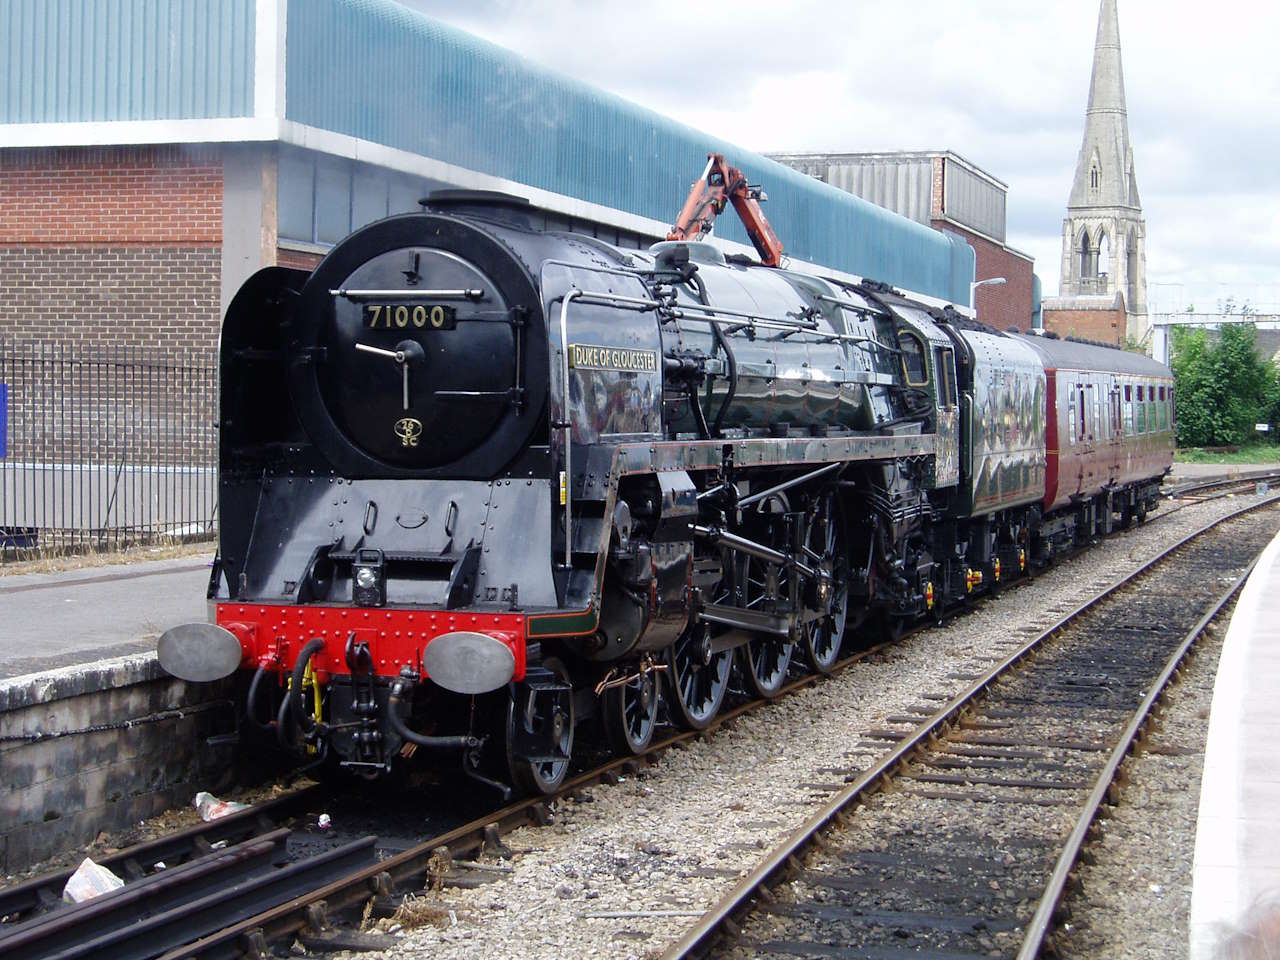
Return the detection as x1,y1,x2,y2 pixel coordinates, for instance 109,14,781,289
1170,323,1280,446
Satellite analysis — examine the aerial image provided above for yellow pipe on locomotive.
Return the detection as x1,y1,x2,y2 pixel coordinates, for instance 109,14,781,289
925,581,935,610
1019,547,1027,571
993,558,1002,582
965,568,983,593
285,659,323,756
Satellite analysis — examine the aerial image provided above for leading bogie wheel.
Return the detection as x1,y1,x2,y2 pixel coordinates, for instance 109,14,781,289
601,666,659,754
505,657,575,796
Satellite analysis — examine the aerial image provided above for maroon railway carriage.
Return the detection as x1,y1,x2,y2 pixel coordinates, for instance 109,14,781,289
1020,335,1174,549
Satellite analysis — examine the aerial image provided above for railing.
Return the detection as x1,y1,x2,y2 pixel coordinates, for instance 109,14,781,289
0,339,218,563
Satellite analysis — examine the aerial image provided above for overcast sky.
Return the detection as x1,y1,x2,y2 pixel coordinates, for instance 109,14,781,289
413,1,1278,314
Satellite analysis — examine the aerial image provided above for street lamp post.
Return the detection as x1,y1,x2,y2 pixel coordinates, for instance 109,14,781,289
970,276,1007,310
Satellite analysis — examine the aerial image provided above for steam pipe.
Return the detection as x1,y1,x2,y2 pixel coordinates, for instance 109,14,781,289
275,690,295,750
245,663,275,733
387,676,482,750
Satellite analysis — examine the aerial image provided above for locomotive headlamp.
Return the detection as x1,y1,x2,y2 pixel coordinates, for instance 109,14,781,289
353,548,386,607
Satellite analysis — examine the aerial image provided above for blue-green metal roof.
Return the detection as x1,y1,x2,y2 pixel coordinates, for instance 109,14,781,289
1,0,255,123
285,0,974,303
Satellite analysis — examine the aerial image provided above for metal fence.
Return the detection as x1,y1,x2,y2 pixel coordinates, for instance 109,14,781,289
0,339,218,563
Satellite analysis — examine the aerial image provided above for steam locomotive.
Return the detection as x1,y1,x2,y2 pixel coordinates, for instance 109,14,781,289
159,190,1174,795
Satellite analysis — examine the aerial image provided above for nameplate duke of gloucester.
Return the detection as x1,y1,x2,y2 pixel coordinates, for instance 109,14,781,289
569,344,658,373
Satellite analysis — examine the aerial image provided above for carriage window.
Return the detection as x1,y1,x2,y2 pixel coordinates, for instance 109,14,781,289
1078,385,1087,441
1136,393,1147,433
1067,387,1077,445
935,347,957,407
898,333,929,386
1123,384,1134,436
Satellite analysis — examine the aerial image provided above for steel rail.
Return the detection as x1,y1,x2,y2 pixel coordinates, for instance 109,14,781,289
10,492,1257,956
1014,550,1261,959
0,784,327,925
659,493,1280,959
153,635,904,960
1163,469,1280,500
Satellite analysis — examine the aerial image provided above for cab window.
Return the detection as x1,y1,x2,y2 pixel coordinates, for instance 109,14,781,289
898,333,929,386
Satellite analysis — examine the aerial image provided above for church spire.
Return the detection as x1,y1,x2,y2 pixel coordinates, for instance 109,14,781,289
1069,0,1140,209
1047,0,1149,343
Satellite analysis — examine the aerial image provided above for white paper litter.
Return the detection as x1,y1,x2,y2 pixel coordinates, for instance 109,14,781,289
62,858,125,904
193,791,250,822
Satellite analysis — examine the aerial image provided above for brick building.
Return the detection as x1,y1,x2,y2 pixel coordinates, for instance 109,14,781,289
770,151,1037,331
1,146,224,348
0,0,976,357
1,0,980,549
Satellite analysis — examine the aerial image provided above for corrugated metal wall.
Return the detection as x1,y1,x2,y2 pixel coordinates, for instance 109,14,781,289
1,0,255,123
821,158,933,227
943,160,1006,242
284,0,973,304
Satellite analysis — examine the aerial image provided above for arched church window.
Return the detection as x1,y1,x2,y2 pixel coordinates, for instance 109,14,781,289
1098,234,1110,278
1079,231,1095,279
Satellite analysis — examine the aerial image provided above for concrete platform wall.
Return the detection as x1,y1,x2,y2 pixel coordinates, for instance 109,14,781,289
0,654,236,872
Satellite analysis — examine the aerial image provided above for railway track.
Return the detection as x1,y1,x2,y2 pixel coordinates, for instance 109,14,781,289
660,495,1280,959
1163,469,1280,501
0,638,903,959
1,492,1271,959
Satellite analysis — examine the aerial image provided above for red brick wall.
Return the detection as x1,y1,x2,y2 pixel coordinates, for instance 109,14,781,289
0,247,221,347
0,146,224,348
1042,307,1127,346
933,221,1035,332
276,247,323,271
930,157,944,219
0,146,222,245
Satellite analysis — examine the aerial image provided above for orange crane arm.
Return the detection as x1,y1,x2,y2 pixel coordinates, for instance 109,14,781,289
667,153,784,268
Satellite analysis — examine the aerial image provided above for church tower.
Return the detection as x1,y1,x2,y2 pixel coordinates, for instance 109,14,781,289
1047,0,1148,345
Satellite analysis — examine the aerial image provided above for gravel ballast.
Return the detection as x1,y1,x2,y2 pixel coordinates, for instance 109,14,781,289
329,495,1278,959
1053,611,1231,959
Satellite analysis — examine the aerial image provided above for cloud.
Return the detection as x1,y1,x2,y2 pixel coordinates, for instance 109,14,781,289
403,0,1277,304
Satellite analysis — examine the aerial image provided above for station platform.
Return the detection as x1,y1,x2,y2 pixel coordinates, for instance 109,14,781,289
1190,528,1280,957
1168,462,1280,483
0,555,210,680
